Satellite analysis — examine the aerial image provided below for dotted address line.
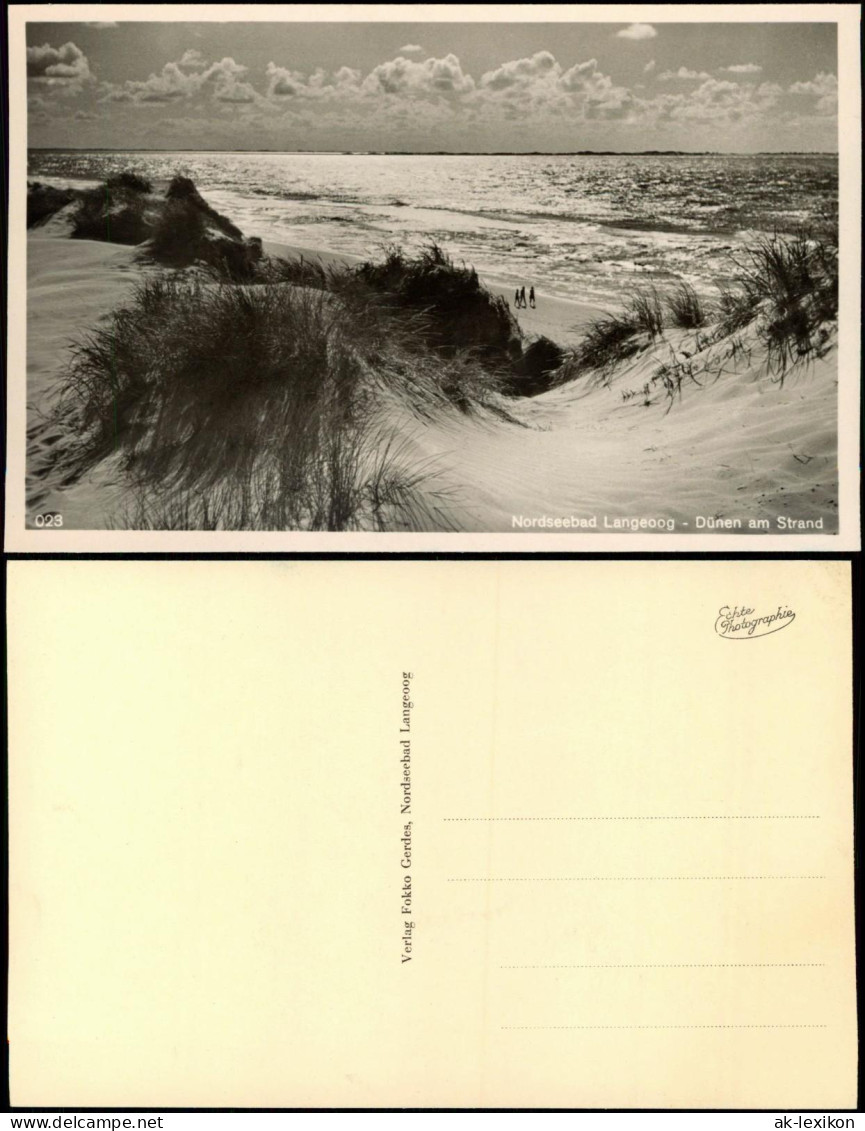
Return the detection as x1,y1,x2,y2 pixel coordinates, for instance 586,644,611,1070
448,875,825,882
501,1025,827,1030
500,963,826,969
444,815,820,821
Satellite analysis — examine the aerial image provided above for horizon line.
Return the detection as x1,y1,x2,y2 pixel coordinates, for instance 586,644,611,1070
28,147,838,156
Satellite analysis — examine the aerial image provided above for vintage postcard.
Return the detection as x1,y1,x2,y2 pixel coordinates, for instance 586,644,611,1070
7,558,857,1107
4,3,861,551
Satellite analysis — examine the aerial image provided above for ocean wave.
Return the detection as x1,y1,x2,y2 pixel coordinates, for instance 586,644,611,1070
27,149,837,308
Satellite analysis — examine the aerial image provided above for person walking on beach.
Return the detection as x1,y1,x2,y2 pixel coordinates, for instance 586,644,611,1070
514,287,521,308
529,286,536,309
519,285,526,309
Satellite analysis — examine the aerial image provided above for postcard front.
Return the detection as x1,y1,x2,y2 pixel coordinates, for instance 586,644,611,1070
4,4,861,551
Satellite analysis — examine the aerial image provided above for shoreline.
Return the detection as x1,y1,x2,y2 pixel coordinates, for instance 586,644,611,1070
261,238,605,342
27,173,613,327
27,164,838,323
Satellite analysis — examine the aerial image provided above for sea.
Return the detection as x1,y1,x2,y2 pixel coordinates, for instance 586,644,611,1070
28,150,837,308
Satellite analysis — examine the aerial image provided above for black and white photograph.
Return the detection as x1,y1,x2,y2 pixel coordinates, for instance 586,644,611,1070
7,4,861,548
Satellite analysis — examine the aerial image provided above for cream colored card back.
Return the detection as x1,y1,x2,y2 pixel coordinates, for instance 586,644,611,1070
7,559,856,1107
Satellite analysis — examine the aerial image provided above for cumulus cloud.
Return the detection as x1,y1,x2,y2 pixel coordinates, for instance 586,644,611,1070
561,58,603,91
651,77,783,127
658,67,712,81
616,23,657,41
101,55,256,106
214,79,258,104
474,52,634,124
204,59,259,105
244,49,639,133
264,62,351,100
101,62,195,104
723,63,763,74
399,44,424,54
478,50,602,101
66,42,827,148
789,72,838,114
789,72,837,96
178,49,208,69
479,50,558,92
266,63,308,99
585,86,637,120
363,53,474,95
27,42,94,93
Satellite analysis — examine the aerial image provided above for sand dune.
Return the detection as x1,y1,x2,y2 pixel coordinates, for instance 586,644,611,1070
25,230,838,533
394,328,837,533
26,235,147,522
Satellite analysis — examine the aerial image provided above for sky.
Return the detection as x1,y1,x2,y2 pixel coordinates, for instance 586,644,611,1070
25,20,839,152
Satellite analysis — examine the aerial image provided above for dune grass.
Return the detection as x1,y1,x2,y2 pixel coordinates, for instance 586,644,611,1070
261,244,577,398
146,198,209,265
354,243,521,368
110,432,457,532
62,277,370,490
164,174,243,240
256,243,540,389
29,171,260,275
627,287,665,338
52,268,509,530
27,182,77,228
506,336,566,396
568,229,836,385
665,281,708,329
139,176,263,278
106,171,153,194
146,198,262,279
565,286,666,382
717,230,837,375
256,254,333,290
71,182,151,245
